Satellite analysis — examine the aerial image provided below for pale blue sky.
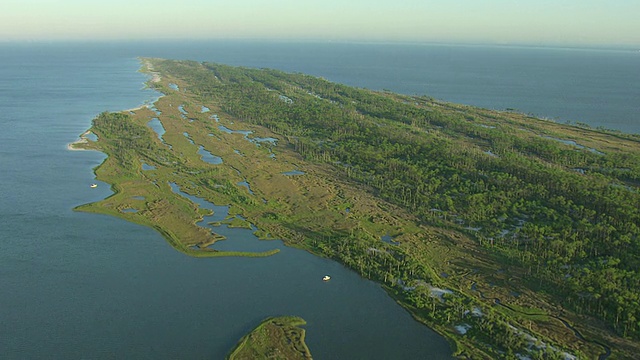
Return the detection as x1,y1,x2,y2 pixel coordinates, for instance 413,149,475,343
2,0,639,47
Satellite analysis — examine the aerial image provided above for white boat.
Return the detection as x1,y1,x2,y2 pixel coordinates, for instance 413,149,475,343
322,275,331,281
90,184,98,188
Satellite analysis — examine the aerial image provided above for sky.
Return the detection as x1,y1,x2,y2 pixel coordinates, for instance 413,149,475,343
2,0,639,47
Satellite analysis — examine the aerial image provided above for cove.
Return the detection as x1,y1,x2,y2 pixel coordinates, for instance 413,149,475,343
157,185,454,359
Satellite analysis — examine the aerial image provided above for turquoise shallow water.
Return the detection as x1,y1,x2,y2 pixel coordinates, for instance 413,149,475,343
1,41,637,359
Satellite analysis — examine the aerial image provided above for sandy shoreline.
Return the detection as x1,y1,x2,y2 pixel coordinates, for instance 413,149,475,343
122,62,161,113
150,72,161,83
67,131,91,151
141,58,161,84
123,104,151,113
68,60,162,151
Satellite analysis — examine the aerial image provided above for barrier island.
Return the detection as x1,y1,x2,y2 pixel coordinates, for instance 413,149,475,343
71,58,640,358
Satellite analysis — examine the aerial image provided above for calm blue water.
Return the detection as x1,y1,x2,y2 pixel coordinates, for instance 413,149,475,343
0,41,637,359
113,40,638,134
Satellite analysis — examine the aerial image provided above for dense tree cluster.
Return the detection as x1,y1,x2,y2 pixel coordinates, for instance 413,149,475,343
153,60,640,341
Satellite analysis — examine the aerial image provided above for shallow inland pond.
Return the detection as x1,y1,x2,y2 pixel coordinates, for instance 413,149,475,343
198,145,223,164
141,162,156,170
147,118,166,141
381,234,399,245
218,124,252,136
282,169,305,176
183,132,194,144
250,136,278,145
236,180,255,195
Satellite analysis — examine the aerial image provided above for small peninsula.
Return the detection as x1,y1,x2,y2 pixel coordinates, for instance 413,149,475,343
71,58,640,359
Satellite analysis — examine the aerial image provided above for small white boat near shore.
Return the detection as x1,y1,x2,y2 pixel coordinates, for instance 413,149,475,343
90,184,98,188
322,275,331,281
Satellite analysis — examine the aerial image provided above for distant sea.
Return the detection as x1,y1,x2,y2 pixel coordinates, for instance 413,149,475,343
6,41,638,132
0,41,638,359
167,41,637,134
108,41,638,133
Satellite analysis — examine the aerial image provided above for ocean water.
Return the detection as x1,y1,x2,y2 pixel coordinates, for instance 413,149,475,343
0,41,637,359
119,40,640,134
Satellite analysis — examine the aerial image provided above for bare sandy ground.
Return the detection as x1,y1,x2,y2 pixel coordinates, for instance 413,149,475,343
67,131,91,151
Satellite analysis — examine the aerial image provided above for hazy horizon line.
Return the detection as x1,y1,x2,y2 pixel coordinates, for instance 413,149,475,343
1,37,638,52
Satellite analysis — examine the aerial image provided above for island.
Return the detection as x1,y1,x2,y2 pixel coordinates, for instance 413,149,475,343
226,316,313,360
71,58,640,359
